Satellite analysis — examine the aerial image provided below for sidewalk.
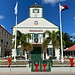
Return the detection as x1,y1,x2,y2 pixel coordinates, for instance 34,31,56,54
0,66,75,73
51,66,75,72
0,71,75,75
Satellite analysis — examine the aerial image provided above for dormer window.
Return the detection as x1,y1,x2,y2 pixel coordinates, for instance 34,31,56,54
33,9,39,13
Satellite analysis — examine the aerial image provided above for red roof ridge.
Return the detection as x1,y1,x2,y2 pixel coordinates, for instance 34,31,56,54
64,45,75,51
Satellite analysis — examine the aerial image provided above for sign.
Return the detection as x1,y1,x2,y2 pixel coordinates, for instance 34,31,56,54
34,21,38,25
29,30,43,32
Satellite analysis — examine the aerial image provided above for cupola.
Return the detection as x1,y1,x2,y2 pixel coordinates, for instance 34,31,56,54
29,1,43,18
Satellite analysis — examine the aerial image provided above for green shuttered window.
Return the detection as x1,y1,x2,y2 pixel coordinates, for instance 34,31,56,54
47,48,53,56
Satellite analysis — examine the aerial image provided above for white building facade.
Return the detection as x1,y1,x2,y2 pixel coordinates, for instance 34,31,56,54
12,2,60,60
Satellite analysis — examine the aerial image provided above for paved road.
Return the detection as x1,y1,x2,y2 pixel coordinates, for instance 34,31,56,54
0,72,75,75
0,67,75,74
0,67,75,72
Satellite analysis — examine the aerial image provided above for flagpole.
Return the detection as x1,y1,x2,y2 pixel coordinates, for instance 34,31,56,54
14,1,18,61
14,14,17,61
59,3,64,63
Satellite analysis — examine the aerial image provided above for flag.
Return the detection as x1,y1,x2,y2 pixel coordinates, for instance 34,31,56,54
60,5,68,11
14,2,18,15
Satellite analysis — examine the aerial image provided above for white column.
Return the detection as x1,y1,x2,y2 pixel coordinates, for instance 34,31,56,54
43,51,44,60
41,34,43,43
38,34,40,43
33,34,34,43
39,34,41,43
25,51,27,60
45,51,48,59
0,47,1,57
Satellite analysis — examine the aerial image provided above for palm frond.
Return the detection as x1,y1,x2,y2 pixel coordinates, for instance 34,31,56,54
51,31,59,49
51,31,57,41
20,34,27,43
21,42,33,51
11,31,33,52
43,30,51,38
17,30,22,40
16,39,20,48
27,33,31,39
42,38,51,51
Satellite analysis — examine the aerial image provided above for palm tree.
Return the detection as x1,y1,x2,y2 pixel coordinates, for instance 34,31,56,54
42,30,59,59
11,30,33,59
42,30,51,50
42,30,51,59
21,42,33,59
51,30,59,57
11,30,22,49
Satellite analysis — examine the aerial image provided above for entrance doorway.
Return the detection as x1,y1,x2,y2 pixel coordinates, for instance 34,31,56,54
31,46,42,61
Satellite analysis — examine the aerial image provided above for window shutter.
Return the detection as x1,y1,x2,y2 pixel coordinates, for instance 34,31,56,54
17,48,20,55
22,50,25,55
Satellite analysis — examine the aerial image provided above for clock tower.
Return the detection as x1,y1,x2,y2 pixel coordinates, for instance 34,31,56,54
29,1,43,18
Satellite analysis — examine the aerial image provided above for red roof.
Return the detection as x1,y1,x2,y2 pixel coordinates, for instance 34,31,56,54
64,45,75,51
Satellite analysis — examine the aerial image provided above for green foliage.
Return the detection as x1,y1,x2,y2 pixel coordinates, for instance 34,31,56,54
42,30,51,51
63,33,74,48
11,30,33,51
21,42,33,51
51,30,59,49
42,30,59,52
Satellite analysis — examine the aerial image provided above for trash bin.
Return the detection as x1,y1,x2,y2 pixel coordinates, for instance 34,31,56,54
29,59,51,72
42,59,51,72
34,60,39,72
30,60,39,72
69,58,74,67
42,60,47,72
7,58,12,67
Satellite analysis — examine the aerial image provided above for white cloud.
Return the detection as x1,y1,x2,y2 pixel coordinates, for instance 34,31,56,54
70,38,74,40
72,33,75,36
0,15,4,19
43,0,66,4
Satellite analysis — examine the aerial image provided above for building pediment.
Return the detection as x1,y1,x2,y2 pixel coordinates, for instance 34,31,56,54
14,18,59,29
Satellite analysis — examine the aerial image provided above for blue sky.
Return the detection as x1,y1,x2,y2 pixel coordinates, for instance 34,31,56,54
0,0,75,40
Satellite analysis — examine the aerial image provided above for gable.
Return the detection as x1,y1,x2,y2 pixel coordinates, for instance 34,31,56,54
13,18,59,29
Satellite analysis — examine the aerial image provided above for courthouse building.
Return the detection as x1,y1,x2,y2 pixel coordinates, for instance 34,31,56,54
0,25,11,58
12,2,60,60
